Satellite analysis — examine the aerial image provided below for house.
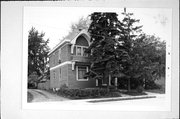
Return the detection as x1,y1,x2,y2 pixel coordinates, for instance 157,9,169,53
48,29,97,89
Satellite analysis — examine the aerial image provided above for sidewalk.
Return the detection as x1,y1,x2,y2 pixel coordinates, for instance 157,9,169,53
69,91,160,103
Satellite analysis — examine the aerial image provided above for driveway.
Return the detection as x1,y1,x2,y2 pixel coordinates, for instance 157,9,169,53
28,89,69,102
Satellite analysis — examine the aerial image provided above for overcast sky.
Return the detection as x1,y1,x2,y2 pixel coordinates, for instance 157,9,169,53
24,7,172,49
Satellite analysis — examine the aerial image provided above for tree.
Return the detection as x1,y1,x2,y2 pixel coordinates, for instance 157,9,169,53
71,17,90,31
131,34,166,89
64,17,91,40
28,27,50,88
119,8,143,91
120,9,166,91
86,12,130,90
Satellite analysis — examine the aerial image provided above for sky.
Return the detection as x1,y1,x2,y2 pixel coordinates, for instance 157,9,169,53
24,7,172,50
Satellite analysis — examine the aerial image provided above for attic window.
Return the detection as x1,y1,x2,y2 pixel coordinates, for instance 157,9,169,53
77,47,81,56
76,45,88,57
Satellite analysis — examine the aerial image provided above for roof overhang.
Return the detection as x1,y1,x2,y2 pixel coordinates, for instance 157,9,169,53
48,29,90,56
48,39,71,56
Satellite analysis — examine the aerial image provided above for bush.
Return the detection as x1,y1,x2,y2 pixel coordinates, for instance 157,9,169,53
55,88,119,99
136,86,144,93
145,80,161,89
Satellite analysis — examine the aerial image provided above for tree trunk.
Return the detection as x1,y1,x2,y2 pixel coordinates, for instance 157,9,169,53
128,78,131,92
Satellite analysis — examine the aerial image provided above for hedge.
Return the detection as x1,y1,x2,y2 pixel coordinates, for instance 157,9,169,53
52,88,121,99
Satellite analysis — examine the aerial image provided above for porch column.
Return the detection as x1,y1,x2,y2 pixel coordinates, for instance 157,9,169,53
109,74,111,86
96,79,98,86
115,77,118,89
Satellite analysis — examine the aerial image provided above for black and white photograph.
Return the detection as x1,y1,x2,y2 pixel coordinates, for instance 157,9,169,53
1,1,179,119
23,7,172,111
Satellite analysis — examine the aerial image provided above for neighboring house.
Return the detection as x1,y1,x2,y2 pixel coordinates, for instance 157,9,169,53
48,29,96,89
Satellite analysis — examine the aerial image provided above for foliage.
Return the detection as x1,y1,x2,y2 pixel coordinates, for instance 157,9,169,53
70,17,90,31
86,12,130,87
136,85,144,93
130,33,166,89
28,27,50,87
123,90,147,96
51,88,121,99
64,17,91,40
87,9,166,90
117,9,165,90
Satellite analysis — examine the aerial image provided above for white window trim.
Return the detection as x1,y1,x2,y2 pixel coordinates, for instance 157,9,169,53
75,45,88,57
76,66,89,81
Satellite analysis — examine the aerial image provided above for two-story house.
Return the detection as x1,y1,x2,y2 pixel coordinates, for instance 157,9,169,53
48,29,96,89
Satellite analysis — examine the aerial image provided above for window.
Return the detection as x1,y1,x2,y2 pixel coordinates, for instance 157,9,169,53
76,47,81,56
76,66,88,81
83,47,88,56
75,45,88,57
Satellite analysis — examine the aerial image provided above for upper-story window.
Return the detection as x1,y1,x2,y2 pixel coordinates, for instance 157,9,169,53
76,46,81,56
76,45,88,57
75,35,89,57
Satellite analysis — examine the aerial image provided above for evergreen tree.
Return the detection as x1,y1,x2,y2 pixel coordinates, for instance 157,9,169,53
86,12,130,90
120,8,165,90
119,8,143,91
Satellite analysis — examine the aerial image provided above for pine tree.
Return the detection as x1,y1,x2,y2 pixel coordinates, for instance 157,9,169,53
119,8,143,91
86,12,130,90
120,8,165,91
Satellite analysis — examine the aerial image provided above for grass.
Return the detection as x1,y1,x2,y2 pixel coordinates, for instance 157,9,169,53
146,88,165,94
121,90,147,96
27,92,33,102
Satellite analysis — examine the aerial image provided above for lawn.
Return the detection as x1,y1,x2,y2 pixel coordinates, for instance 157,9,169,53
120,90,148,96
145,88,165,94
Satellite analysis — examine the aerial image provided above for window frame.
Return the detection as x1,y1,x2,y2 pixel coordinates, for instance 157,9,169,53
76,46,82,56
75,45,88,57
76,66,89,81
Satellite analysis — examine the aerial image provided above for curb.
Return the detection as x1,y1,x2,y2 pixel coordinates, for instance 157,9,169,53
88,95,156,103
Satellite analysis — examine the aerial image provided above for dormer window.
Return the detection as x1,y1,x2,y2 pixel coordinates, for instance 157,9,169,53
76,45,88,57
76,46,81,56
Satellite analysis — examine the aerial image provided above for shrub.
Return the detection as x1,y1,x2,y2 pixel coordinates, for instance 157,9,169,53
56,88,115,99
136,85,144,93
60,84,68,89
